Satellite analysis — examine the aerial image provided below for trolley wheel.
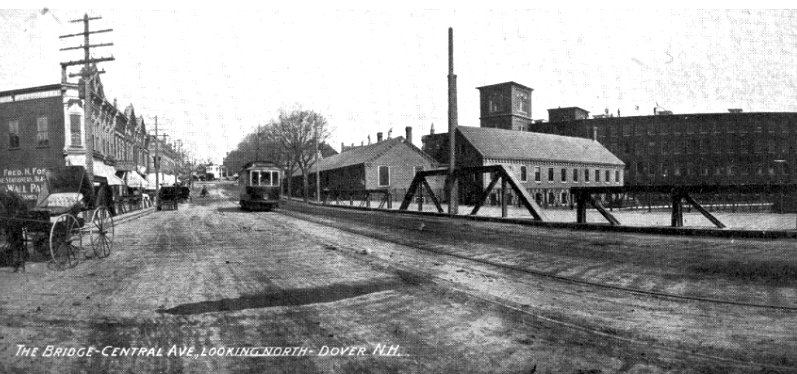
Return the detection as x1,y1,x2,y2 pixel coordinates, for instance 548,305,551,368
49,214,80,270
90,207,114,258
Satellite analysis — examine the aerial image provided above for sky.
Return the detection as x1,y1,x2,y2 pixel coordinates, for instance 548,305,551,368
1,5,796,164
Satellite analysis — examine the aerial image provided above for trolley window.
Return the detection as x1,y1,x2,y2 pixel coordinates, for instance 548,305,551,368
250,170,280,187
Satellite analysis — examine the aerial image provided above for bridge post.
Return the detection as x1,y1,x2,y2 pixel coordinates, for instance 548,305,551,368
501,177,508,218
576,191,588,223
671,191,683,227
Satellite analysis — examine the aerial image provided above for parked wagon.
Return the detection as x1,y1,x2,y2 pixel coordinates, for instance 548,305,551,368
0,166,114,271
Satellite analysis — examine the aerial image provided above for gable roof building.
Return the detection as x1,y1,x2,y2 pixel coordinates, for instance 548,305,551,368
290,133,440,198
422,126,624,207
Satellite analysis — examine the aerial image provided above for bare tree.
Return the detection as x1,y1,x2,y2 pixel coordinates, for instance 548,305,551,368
264,108,330,201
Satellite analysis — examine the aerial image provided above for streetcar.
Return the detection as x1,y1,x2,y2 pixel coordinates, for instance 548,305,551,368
239,161,281,211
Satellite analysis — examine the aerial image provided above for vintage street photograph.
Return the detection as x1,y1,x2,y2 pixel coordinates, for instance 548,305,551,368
1,4,796,373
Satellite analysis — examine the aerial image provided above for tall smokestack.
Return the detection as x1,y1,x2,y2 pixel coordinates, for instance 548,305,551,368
405,126,413,145
447,27,459,215
377,132,383,142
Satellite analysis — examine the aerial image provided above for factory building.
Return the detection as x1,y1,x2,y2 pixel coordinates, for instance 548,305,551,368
422,126,624,206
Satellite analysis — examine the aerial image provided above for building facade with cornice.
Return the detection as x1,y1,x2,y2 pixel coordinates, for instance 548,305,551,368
0,72,156,203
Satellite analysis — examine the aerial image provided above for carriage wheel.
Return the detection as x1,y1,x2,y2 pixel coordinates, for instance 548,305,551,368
49,214,80,270
90,207,114,258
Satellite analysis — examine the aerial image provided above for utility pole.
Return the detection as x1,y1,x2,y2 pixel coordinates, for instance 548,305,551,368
150,116,169,202
59,13,114,181
315,125,321,203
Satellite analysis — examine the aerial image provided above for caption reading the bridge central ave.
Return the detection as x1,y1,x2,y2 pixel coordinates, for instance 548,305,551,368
14,344,403,358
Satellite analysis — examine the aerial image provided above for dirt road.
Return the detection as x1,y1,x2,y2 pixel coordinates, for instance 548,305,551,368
1,188,794,373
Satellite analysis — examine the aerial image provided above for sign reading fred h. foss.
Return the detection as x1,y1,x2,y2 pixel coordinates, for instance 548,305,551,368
1,168,46,200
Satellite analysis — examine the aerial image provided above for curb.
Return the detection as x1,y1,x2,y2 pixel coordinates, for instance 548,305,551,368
113,207,156,225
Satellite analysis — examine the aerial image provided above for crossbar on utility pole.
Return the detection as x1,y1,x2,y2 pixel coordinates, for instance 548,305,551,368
59,43,114,51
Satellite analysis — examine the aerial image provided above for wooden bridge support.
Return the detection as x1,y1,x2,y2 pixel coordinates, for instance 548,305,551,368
400,165,547,221
574,191,620,226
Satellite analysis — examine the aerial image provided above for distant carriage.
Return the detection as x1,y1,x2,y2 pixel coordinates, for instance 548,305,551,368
0,166,114,270
239,161,281,211
157,186,180,211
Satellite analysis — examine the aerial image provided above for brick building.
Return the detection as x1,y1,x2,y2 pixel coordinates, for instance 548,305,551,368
422,126,624,206
478,81,797,188
534,110,797,187
0,71,169,203
291,129,439,198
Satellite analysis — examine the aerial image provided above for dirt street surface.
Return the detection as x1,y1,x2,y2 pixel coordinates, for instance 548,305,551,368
1,183,796,373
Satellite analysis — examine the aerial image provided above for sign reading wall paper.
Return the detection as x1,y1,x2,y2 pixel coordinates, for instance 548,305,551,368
0,168,47,201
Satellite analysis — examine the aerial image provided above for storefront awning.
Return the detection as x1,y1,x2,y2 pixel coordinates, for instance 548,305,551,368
146,173,177,187
94,163,125,185
123,171,150,189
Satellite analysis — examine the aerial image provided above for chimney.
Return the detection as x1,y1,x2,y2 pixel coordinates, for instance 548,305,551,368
447,27,459,215
377,132,383,142
341,142,345,152
405,126,413,145
592,126,598,141
430,123,435,135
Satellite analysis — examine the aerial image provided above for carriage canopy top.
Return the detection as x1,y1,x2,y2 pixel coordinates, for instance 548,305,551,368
34,166,95,213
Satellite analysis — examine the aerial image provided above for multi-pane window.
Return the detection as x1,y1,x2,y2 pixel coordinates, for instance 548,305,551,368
573,169,579,182
378,166,390,187
615,170,620,182
70,114,82,146
520,165,527,182
534,167,541,182
595,169,600,182
8,120,20,148
605,170,611,182
584,169,590,183
561,168,567,182
547,167,554,182
251,170,280,186
36,117,49,147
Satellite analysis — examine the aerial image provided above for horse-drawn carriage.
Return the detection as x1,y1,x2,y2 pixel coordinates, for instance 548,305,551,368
0,166,115,271
156,186,181,211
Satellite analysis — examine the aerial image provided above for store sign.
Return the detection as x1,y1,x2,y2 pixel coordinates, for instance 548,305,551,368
0,168,46,200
